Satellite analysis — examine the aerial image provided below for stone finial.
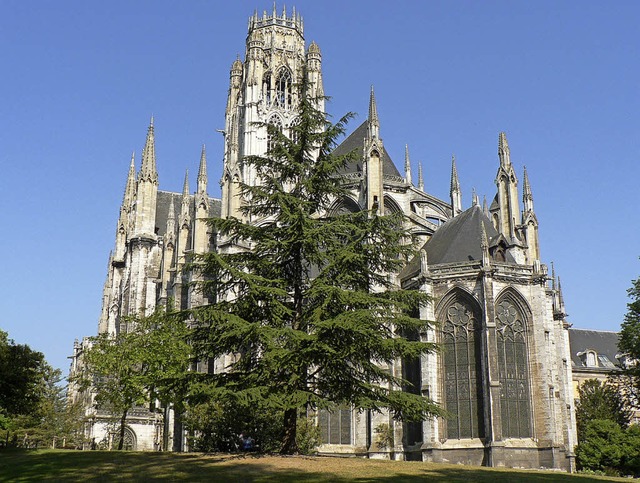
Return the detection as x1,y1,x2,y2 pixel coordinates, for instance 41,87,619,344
417,162,424,191
182,169,190,197
483,195,489,217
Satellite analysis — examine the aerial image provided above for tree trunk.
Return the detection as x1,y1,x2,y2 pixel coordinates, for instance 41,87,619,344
118,409,128,450
280,408,298,454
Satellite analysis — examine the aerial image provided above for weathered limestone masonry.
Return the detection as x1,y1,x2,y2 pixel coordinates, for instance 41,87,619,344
69,5,577,470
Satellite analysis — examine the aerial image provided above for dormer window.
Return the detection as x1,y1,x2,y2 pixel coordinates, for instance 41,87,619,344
578,349,598,367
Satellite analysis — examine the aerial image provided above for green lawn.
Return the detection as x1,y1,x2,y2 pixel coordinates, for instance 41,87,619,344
0,450,625,482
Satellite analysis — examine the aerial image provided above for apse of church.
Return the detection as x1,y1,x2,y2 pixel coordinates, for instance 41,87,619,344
70,5,576,471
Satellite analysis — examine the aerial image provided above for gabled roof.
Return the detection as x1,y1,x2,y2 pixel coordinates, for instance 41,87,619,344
568,328,621,369
331,121,401,178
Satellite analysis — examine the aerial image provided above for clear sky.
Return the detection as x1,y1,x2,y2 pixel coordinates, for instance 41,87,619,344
1,1,638,376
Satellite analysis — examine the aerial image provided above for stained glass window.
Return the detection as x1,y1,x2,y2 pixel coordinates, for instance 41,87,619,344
496,298,532,438
442,299,484,439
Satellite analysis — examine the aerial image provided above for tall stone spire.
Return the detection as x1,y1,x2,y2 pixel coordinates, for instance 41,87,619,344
417,162,424,191
139,116,158,184
367,85,380,140
197,144,208,194
450,155,462,215
404,144,412,185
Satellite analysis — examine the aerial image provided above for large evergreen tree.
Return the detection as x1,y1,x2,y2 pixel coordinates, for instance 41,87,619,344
188,70,442,454
619,275,640,405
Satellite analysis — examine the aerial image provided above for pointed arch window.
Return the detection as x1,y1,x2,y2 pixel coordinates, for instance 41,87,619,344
267,115,283,154
442,298,484,439
496,298,532,438
275,67,292,108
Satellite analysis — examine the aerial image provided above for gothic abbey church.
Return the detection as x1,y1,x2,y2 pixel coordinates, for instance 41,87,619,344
70,6,577,470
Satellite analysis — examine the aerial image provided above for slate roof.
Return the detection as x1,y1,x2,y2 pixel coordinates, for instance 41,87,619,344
568,328,621,369
155,190,221,237
331,121,401,178
400,205,514,280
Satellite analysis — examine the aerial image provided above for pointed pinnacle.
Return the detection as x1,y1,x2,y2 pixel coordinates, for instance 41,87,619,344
167,197,176,221
418,162,424,191
123,151,136,206
404,144,412,185
182,169,190,196
483,195,489,217
498,131,511,166
140,118,158,183
523,166,533,203
450,155,460,194
368,85,379,126
472,188,479,206
198,144,207,187
480,221,489,249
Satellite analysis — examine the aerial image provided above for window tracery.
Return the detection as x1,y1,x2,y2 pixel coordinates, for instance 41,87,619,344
496,298,532,438
442,298,484,439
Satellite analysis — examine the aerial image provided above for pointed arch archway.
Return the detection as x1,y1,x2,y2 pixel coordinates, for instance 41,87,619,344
494,287,533,438
436,288,485,440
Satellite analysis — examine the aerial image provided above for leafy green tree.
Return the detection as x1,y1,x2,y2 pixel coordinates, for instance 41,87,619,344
576,379,631,442
76,309,190,450
0,329,49,419
188,68,441,454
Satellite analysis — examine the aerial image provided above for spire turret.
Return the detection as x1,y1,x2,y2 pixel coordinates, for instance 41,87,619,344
417,162,424,191
450,155,462,215
404,144,412,185
367,86,380,140
483,196,489,217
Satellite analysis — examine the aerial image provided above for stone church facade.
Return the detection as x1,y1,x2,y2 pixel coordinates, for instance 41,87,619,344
69,6,577,470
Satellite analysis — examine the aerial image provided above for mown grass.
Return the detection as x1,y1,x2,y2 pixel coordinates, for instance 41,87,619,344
0,450,626,482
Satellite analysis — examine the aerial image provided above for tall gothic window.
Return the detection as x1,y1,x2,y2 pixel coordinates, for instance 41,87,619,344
318,407,351,445
442,298,485,439
496,297,532,438
275,67,292,108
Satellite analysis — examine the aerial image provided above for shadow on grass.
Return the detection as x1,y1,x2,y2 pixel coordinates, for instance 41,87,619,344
0,450,622,482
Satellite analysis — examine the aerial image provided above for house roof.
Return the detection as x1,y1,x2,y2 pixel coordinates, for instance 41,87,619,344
568,328,621,369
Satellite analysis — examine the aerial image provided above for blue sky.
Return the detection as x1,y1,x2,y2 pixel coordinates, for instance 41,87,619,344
1,1,638,375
